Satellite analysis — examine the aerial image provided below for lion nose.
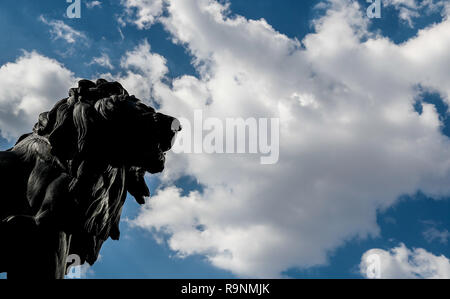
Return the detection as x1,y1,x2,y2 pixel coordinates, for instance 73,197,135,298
155,113,181,132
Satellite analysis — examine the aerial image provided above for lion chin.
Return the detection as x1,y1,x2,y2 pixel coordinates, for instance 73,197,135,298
143,145,167,174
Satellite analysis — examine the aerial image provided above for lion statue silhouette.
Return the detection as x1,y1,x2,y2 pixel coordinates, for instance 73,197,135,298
0,79,181,279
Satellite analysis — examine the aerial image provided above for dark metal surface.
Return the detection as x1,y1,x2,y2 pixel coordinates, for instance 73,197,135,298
0,79,180,279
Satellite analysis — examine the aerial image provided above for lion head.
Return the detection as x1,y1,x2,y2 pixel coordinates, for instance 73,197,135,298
34,79,181,175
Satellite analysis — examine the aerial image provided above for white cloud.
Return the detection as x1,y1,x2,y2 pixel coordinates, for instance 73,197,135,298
100,40,168,102
121,0,164,29
384,0,447,27
120,40,168,83
117,0,450,278
423,227,450,244
360,244,450,279
39,16,87,44
89,53,114,70
86,1,102,9
0,51,76,140
2,0,449,279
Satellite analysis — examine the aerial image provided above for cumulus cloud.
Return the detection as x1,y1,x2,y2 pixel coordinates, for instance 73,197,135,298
114,0,450,278
0,51,75,140
39,16,88,44
360,244,450,279
120,40,168,83
2,0,448,279
99,40,168,102
121,0,164,29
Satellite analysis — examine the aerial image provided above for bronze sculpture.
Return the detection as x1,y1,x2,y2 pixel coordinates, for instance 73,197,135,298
0,79,181,279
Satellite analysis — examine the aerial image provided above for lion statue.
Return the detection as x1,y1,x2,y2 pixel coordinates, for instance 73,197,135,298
0,79,181,279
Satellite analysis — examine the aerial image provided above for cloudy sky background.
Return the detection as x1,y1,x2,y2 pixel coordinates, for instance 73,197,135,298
0,0,450,278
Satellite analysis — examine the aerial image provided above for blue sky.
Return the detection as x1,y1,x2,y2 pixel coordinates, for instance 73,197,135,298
1,0,450,279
